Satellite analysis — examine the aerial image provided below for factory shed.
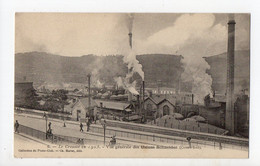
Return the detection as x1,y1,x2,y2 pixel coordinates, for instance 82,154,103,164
143,96,177,117
94,99,134,120
95,99,131,111
143,97,157,109
157,99,176,116
157,98,176,107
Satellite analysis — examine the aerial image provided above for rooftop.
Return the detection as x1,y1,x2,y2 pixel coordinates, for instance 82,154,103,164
145,95,177,106
214,94,226,103
78,97,97,109
95,99,130,111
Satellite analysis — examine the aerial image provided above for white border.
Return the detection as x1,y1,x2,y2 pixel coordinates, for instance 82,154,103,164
1,0,260,165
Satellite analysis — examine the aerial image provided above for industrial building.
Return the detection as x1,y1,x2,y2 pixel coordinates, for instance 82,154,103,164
143,95,176,117
147,87,176,95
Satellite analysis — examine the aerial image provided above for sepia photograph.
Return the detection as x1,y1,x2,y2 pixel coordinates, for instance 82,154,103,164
13,13,250,158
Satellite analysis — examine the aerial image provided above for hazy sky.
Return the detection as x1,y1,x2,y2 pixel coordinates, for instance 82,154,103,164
15,13,250,57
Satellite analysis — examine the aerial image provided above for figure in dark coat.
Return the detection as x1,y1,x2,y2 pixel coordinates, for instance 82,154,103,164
14,120,19,133
48,122,52,130
110,135,116,147
87,121,90,132
80,123,83,132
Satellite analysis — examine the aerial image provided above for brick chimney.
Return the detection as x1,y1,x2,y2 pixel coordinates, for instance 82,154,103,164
225,15,236,135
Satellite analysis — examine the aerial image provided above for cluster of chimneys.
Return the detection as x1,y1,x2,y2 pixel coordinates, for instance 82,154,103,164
127,32,145,113
128,16,236,136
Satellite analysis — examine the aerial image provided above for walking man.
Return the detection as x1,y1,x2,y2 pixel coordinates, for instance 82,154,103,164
110,135,116,147
94,115,97,124
87,121,90,132
48,122,52,131
80,122,83,132
219,142,222,150
86,117,89,126
43,112,46,118
187,137,192,148
14,120,19,133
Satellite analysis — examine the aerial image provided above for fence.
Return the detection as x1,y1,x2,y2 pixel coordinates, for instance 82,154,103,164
18,124,135,146
15,107,72,121
91,119,249,151
18,124,104,145
89,124,248,151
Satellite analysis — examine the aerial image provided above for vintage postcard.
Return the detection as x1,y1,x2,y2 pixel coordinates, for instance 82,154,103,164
14,13,250,158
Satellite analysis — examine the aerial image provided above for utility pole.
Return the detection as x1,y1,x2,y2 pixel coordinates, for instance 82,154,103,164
43,112,48,139
101,119,107,146
87,74,91,117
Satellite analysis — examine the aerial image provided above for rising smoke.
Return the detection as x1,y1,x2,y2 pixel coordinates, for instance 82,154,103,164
123,50,144,80
147,14,227,104
114,13,144,94
127,13,134,33
90,58,104,88
114,76,139,95
181,57,213,104
125,13,144,80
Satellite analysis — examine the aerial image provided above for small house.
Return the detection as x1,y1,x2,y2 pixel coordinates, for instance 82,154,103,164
71,98,97,121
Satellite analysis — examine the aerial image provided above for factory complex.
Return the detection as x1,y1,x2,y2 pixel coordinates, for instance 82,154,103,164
15,15,249,140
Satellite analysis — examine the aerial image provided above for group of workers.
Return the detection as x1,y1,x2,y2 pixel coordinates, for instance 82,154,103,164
79,117,91,132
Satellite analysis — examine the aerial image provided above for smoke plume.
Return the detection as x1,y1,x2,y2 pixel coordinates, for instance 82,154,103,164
90,58,104,88
123,50,144,80
114,77,126,89
181,58,213,104
147,14,226,104
127,13,134,33
114,76,139,95
114,13,144,95
124,13,144,80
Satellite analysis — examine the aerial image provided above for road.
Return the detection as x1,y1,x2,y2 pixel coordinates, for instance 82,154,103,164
13,112,248,158
15,113,109,143
14,112,249,152
14,113,169,146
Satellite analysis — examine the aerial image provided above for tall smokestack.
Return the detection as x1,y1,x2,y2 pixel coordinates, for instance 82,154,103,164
142,81,145,99
128,32,132,49
127,32,133,102
142,80,145,114
225,15,236,135
137,94,140,113
87,74,91,115
138,85,142,115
